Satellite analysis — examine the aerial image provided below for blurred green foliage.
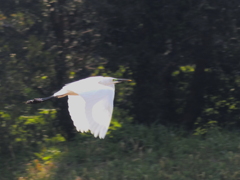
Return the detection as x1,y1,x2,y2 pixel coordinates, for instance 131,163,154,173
0,109,63,156
1,1,240,179
2,125,240,180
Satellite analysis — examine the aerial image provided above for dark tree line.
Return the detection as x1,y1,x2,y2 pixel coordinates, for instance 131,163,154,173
1,0,240,148
93,0,240,129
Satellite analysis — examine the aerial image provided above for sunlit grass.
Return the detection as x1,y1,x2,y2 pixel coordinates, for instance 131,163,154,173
2,125,240,180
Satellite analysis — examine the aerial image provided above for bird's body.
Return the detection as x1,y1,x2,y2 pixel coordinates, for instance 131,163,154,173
26,76,131,139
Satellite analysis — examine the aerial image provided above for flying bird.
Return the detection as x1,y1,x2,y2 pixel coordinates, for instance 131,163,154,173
26,76,131,139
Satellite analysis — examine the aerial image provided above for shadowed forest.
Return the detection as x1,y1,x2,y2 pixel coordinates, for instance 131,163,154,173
2,0,240,179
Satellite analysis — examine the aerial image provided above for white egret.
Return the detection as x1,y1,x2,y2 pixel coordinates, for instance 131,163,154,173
26,76,131,139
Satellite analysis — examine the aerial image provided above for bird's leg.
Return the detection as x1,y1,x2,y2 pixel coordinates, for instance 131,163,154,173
25,96,54,104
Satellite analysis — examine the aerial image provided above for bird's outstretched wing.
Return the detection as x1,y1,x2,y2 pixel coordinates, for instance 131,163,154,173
86,87,114,138
69,84,114,139
81,85,114,138
68,95,90,132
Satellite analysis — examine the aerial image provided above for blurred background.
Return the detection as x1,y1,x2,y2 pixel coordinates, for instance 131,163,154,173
2,1,240,179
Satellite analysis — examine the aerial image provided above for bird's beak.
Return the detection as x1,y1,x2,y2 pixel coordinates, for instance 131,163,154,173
117,78,132,82
116,78,132,82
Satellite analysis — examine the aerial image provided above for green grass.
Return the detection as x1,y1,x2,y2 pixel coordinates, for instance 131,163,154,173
2,125,240,180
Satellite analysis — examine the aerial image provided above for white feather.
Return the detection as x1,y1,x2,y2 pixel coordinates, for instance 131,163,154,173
81,84,114,139
54,76,114,138
67,95,89,132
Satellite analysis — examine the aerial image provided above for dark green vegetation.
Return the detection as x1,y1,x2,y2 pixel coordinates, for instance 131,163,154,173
1,0,240,179
2,126,240,180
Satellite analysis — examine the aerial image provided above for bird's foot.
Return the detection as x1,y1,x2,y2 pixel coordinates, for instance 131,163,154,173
25,98,44,104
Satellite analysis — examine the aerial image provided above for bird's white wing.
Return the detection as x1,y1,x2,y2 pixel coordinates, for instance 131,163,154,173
68,95,90,132
81,85,114,139
64,76,114,138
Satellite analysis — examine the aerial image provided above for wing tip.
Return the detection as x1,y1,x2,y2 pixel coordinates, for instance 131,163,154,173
90,123,108,139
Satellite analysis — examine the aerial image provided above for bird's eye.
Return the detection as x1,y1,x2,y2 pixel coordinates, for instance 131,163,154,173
113,79,117,82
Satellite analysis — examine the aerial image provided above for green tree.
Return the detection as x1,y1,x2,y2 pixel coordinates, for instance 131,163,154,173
0,0,105,140
94,0,240,130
